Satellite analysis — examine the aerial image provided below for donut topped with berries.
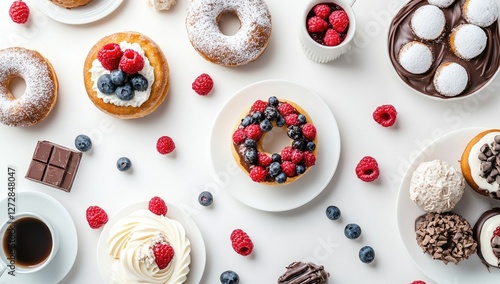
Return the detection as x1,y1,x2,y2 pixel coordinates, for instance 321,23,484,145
232,96,318,185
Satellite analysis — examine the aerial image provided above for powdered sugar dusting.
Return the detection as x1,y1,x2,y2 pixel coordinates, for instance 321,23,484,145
428,0,455,8
0,48,56,127
186,0,272,66
410,5,445,40
451,24,487,60
433,62,468,97
463,0,499,27
398,41,433,74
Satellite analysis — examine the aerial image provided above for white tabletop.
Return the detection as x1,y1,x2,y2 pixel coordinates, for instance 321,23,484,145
1,0,499,283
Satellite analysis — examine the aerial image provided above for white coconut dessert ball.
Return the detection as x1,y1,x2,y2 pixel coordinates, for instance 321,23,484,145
398,41,434,74
427,0,456,8
450,24,487,60
433,62,469,97
463,0,499,27
410,5,446,40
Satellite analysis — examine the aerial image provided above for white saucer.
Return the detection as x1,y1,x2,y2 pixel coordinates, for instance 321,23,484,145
0,191,78,284
32,0,124,25
210,80,341,212
96,201,206,284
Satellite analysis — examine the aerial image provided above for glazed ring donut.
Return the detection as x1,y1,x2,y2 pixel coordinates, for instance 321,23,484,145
231,96,318,186
0,47,58,127
185,0,272,67
460,129,500,199
415,212,477,265
83,31,169,119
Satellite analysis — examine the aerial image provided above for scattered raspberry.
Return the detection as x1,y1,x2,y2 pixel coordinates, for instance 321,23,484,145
249,166,267,182
313,4,331,19
281,146,293,161
192,73,213,96
303,152,316,167
372,104,397,127
119,49,144,74
277,102,296,116
329,10,349,33
307,16,329,33
97,43,123,71
258,152,272,167
355,156,380,182
284,114,300,126
410,281,426,284
149,196,167,216
301,124,317,140
9,0,29,24
230,229,254,256
244,124,262,140
232,129,246,144
291,150,304,164
324,29,341,46
251,100,267,113
153,242,175,269
86,206,108,229
281,161,297,177
156,136,175,154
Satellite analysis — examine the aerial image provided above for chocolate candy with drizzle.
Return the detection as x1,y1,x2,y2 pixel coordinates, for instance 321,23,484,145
277,262,329,284
478,135,500,185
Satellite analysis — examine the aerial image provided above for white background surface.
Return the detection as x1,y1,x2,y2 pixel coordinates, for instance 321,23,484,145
0,0,500,283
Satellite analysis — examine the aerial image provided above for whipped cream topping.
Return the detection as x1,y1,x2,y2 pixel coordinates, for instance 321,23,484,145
469,132,500,193
410,5,445,40
478,215,500,267
428,0,455,8
433,62,468,97
90,41,154,108
409,160,465,213
398,41,433,74
107,209,191,284
463,0,499,27
451,24,487,60
146,0,176,11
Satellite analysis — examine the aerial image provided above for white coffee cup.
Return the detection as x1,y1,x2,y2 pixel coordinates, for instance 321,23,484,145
299,0,357,63
0,212,59,276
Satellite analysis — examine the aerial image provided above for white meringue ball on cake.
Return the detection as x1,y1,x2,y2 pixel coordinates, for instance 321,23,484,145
397,41,434,74
433,62,468,97
463,0,499,27
427,0,456,8
450,24,487,60
409,160,465,213
410,5,446,40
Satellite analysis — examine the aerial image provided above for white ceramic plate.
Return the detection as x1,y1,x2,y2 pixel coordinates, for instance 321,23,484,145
0,191,78,284
397,127,500,284
33,0,124,25
210,80,341,212
96,201,206,284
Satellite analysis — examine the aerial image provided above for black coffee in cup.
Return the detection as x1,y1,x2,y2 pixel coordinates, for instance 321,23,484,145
2,217,52,267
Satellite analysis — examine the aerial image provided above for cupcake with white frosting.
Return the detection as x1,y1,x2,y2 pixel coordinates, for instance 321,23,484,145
397,41,434,74
463,0,499,27
450,24,487,60
410,5,446,40
433,62,468,97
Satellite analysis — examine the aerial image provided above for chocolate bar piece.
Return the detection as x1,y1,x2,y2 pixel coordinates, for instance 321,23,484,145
25,141,82,192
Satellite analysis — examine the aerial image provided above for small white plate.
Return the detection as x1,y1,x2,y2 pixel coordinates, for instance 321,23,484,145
397,127,500,284
0,191,78,284
210,80,341,212
96,201,206,284
32,0,124,25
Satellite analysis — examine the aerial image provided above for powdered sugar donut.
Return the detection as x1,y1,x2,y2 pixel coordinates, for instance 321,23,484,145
463,0,499,27
433,62,468,97
410,5,445,40
427,0,455,8
0,47,58,127
450,24,487,60
185,0,272,67
398,41,434,74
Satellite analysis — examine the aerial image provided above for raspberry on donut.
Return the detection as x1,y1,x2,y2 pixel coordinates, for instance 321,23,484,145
231,96,318,185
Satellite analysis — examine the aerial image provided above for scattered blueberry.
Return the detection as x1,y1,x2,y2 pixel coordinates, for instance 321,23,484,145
275,172,287,183
296,164,305,175
326,205,341,220
241,116,252,127
130,74,148,91
74,134,92,152
344,223,362,239
198,191,213,206
110,69,127,86
115,83,135,101
306,141,316,152
244,148,257,164
268,96,279,106
244,139,256,148
298,114,307,124
359,246,375,263
268,162,282,177
292,139,307,151
276,115,285,127
260,119,273,132
220,270,239,284
116,157,132,171
271,153,282,163
264,106,278,120
287,125,302,140
251,111,263,124
97,74,116,94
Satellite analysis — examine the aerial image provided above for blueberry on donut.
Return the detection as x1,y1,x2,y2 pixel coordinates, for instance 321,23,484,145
185,0,272,67
232,96,318,185
0,47,58,127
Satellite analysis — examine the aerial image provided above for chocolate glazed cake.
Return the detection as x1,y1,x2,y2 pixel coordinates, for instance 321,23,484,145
473,208,500,269
388,0,500,99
